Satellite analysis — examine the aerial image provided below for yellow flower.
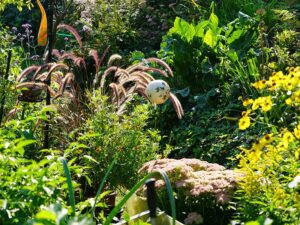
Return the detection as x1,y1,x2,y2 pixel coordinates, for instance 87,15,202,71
251,140,265,151
285,98,292,105
288,67,296,73
251,96,272,111
252,80,267,90
284,80,297,91
283,130,294,143
241,110,251,116
248,149,262,163
277,130,295,150
277,141,288,150
243,98,254,107
261,96,272,112
252,97,263,110
239,115,251,130
294,125,300,139
261,134,274,145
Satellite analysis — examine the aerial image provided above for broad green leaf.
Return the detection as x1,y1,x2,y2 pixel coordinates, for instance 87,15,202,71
35,211,56,221
195,21,209,38
210,13,219,28
245,222,260,225
40,105,57,113
227,50,239,62
204,29,217,48
227,29,244,44
15,139,36,155
170,17,195,42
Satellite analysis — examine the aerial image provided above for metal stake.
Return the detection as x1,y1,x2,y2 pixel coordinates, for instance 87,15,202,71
44,0,54,149
145,178,157,225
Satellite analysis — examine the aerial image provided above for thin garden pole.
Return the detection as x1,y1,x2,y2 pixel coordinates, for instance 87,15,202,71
44,0,55,149
0,50,12,125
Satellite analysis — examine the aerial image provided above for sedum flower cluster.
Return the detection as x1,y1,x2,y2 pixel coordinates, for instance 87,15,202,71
139,158,240,204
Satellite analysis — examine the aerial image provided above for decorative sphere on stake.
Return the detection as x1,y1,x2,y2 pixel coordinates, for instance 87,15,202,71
146,80,170,104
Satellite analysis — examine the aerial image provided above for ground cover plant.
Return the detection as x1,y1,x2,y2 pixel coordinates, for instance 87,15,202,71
0,0,299,225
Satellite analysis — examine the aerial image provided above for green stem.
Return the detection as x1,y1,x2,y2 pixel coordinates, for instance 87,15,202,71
60,157,76,216
91,159,116,218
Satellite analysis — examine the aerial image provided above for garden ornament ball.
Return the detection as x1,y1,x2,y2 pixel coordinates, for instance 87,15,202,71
146,80,170,104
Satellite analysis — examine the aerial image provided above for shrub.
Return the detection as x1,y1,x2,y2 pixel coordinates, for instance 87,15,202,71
0,117,83,225
0,26,23,123
65,93,161,191
158,9,259,93
234,67,300,224
0,0,32,11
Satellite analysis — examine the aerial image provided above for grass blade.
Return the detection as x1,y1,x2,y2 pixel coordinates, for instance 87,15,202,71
60,157,76,216
103,171,176,225
91,159,116,217
157,169,176,224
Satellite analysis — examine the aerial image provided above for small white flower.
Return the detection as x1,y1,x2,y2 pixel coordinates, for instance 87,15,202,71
288,175,300,188
4,142,10,149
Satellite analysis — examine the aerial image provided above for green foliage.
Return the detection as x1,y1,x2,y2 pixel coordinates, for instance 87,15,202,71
104,170,176,225
158,10,259,93
65,93,160,190
0,120,72,224
76,0,141,53
234,68,300,224
216,0,266,22
27,204,95,225
0,26,23,122
0,0,32,11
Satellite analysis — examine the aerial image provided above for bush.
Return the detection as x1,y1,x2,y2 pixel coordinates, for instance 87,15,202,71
234,67,300,224
0,26,22,124
0,118,82,225
65,93,160,192
158,9,259,93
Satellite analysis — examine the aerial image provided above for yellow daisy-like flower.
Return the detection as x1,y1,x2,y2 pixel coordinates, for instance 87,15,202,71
239,115,251,130
288,67,296,73
261,133,274,145
282,130,294,143
243,98,254,107
277,130,295,150
252,80,267,90
241,110,251,116
251,96,272,112
284,80,297,91
286,98,292,105
261,96,272,112
252,97,263,110
277,140,289,150
251,139,265,151
294,125,300,139
248,149,262,163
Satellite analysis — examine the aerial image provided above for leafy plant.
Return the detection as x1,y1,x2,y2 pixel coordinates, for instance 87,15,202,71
64,93,161,191
0,26,23,124
234,67,300,224
158,8,259,93
0,118,80,224
0,0,32,11
26,204,95,225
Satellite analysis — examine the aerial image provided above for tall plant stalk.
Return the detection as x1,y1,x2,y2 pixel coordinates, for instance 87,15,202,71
0,50,12,125
44,0,55,149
